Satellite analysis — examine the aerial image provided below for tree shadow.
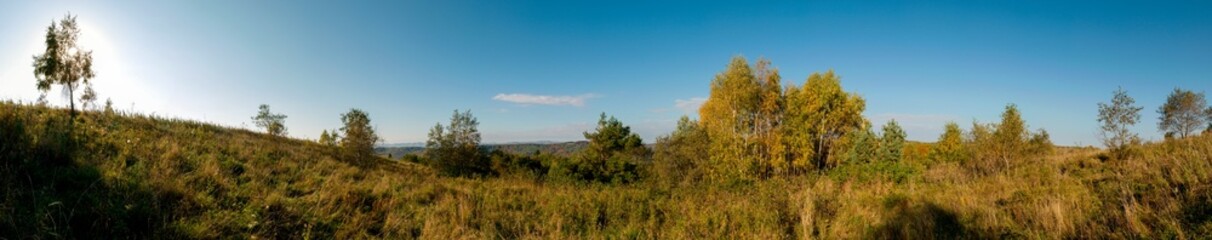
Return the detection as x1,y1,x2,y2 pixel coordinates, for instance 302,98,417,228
868,197,987,240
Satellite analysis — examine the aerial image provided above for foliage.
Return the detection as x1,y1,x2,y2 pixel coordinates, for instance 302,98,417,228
340,108,379,164
318,129,339,146
653,116,710,186
32,14,96,117
930,122,967,163
426,109,488,176
783,70,867,172
1157,88,1211,138
251,104,288,137
1098,87,1143,159
879,119,907,162
555,113,649,184
840,123,879,164
699,56,763,181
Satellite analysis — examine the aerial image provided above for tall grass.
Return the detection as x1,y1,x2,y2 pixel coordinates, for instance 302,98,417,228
2,101,1210,238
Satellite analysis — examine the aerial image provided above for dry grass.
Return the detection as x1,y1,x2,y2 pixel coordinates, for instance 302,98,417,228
3,101,1211,238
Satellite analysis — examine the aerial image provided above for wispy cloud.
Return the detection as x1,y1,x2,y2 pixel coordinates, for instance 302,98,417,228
492,93,597,107
674,97,707,114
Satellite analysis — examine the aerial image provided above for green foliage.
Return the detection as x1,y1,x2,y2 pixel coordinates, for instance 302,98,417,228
653,116,710,186
32,14,96,116
340,108,379,163
841,125,879,165
1157,88,1211,138
555,113,649,184
252,104,287,137
879,119,907,162
930,122,967,163
1098,87,1143,159
994,104,1027,163
318,129,339,146
964,104,1051,174
426,109,488,176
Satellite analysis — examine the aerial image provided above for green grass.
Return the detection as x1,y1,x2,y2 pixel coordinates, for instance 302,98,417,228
3,101,1211,239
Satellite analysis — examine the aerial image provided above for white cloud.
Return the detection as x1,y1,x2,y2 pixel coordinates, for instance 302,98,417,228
674,97,707,114
492,93,597,107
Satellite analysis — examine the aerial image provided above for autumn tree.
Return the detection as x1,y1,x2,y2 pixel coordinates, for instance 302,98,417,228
699,56,763,181
783,70,867,172
879,119,906,162
653,116,710,185
929,122,966,163
1157,88,1211,138
1097,87,1142,158
340,109,379,163
993,104,1027,165
426,110,488,176
252,104,287,137
32,14,95,117
966,104,1051,174
753,58,785,177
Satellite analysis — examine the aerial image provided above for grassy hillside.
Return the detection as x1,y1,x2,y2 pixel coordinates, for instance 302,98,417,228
376,141,589,160
3,101,1211,238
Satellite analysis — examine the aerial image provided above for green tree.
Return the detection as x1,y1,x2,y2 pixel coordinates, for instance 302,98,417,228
426,110,488,176
929,122,966,163
567,113,649,183
1097,87,1142,158
783,70,867,172
653,116,710,185
879,119,906,162
993,104,1027,166
32,14,95,117
252,104,287,137
318,129,339,146
1157,88,1211,138
1028,129,1053,155
340,109,379,163
841,123,878,164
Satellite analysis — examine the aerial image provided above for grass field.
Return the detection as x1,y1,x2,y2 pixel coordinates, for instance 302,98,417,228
3,101,1211,239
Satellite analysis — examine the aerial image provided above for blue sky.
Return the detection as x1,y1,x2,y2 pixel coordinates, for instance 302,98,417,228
2,1,1210,146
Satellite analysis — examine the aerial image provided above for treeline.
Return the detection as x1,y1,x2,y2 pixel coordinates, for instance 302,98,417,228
246,56,1211,188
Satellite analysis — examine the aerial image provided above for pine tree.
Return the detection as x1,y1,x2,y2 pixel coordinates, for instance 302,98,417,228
879,119,906,162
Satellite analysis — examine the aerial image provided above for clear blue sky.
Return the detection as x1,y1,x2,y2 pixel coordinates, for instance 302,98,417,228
2,1,1210,146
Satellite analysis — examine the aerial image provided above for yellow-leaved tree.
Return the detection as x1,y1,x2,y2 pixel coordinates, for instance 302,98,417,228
782,70,867,172
699,56,762,181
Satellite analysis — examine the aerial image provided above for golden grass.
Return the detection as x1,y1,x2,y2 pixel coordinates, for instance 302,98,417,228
3,101,1211,239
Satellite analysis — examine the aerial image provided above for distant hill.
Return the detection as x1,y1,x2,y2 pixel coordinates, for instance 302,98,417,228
375,141,589,159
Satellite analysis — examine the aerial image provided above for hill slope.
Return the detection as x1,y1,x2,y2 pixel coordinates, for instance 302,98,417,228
3,101,1211,238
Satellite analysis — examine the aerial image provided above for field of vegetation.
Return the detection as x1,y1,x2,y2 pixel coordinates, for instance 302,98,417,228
6,15,1212,238
4,58,1212,239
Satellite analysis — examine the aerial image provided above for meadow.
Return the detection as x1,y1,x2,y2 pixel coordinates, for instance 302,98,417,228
3,99,1211,239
